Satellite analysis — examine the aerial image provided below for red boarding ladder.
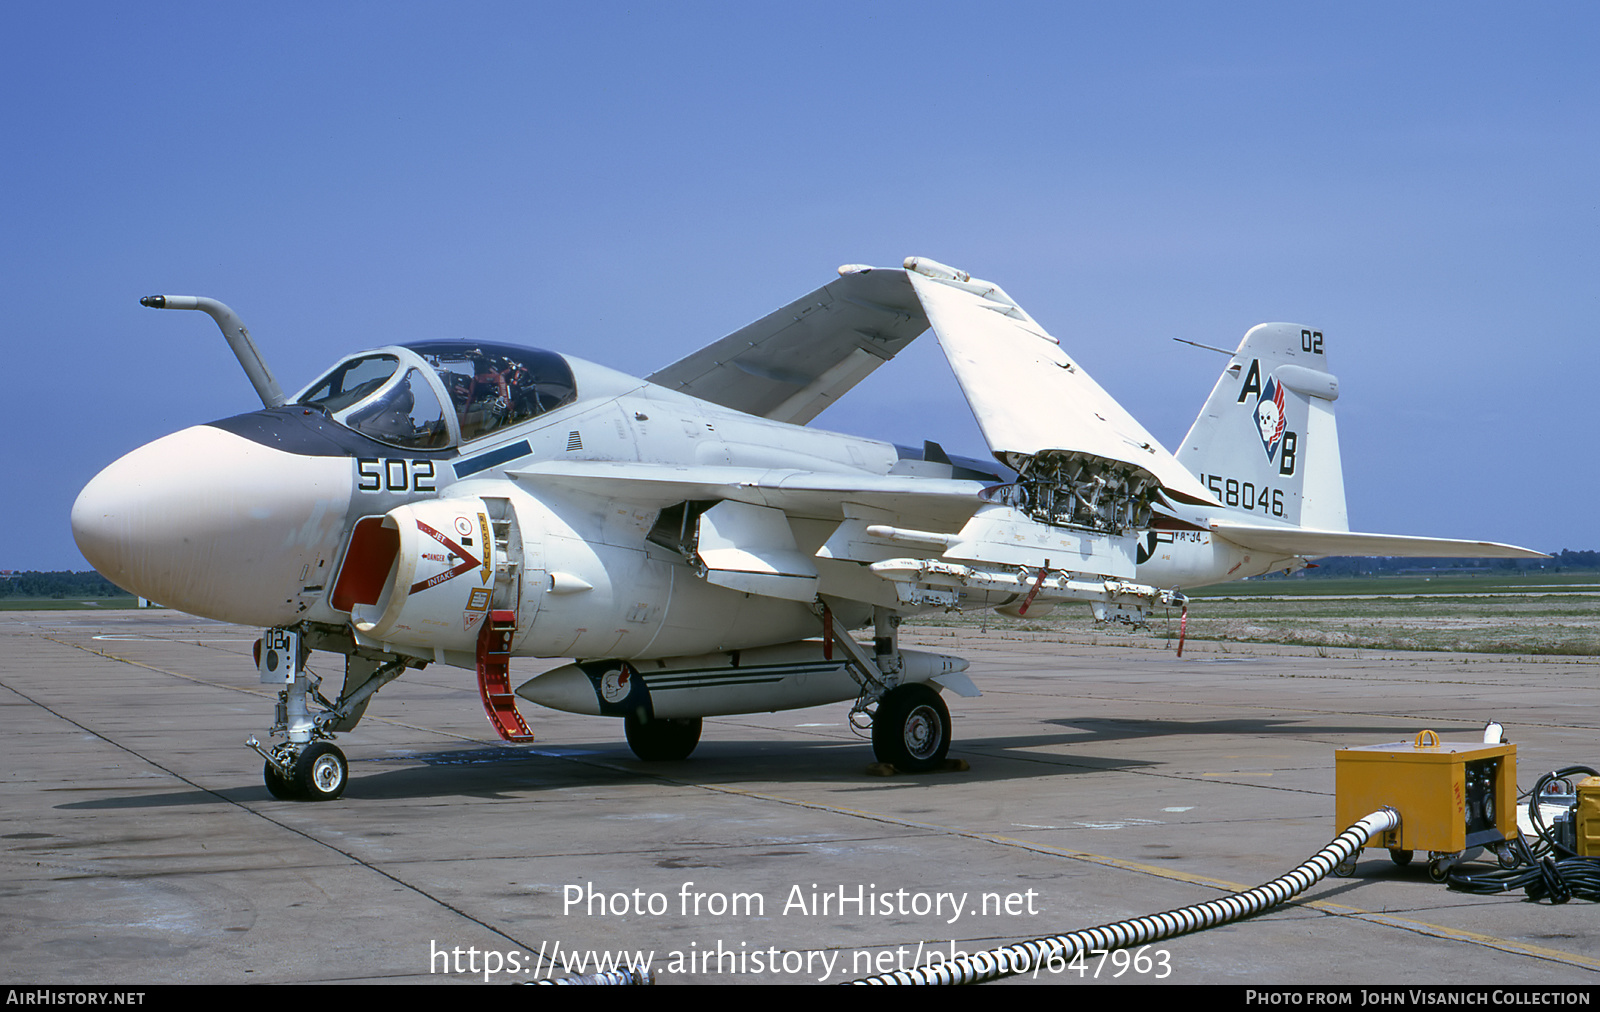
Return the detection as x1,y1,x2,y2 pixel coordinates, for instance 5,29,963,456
476,610,534,742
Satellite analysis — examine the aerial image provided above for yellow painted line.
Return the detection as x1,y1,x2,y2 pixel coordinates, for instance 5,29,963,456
1301,900,1600,972
42,635,481,740
45,634,271,696
690,782,1600,974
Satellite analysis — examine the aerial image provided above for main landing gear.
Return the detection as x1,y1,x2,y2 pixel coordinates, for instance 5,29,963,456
624,712,703,761
870,683,952,773
824,602,956,773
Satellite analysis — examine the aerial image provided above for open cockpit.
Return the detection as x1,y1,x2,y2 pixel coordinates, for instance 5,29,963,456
295,342,578,450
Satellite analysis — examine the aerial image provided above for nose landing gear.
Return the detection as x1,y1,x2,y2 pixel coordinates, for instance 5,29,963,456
256,740,348,801
250,625,410,801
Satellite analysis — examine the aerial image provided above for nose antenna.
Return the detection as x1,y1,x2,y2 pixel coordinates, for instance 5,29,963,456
141,295,287,408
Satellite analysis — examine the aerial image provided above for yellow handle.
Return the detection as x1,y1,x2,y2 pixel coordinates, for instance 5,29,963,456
1413,729,1441,748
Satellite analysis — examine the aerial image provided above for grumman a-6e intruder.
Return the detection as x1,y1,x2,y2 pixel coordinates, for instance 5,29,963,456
72,258,1541,800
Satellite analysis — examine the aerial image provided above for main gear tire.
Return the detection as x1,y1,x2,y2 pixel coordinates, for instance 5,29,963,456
871,684,951,773
624,713,702,761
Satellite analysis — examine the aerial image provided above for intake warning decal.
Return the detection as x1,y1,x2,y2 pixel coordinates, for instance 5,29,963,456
411,519,485,594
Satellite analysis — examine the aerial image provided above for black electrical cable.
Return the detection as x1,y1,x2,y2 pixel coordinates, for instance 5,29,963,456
1448,767,1600,902
1447,856,1600,902
1524,766,1598,860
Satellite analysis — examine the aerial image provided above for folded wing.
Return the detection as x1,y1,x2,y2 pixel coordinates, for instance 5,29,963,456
647,267,929,425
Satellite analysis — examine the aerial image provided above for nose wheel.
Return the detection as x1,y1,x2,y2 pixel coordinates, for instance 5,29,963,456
295,742,349,800
263,758,298,800
255,740,348,801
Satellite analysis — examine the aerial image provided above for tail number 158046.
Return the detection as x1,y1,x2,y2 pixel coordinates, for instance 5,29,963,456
1202,473,1284,516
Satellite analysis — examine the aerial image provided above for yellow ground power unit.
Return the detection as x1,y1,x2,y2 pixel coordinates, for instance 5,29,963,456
1578,776,1600,858
1335,730,1517,877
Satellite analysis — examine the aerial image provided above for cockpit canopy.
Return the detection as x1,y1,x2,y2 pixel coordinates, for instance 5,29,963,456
296,341,577,450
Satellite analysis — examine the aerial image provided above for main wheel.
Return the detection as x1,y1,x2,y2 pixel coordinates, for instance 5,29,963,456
264,760,300,800
871,684,951,773
292,742,348,801
624,713,702,761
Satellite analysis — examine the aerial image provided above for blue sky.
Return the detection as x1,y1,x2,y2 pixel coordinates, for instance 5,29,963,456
4,3,1594,571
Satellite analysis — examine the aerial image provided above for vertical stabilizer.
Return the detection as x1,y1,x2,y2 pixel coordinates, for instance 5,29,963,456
1176,324,1347,530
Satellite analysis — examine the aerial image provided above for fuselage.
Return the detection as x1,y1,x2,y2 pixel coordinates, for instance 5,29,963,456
72,341,1272,664
1136,528,1291,588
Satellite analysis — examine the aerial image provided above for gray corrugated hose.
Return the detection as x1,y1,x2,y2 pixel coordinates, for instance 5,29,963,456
849,807,1400,985
534,967,654,985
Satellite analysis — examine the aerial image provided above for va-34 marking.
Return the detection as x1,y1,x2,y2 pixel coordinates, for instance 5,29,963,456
72,259,1541,800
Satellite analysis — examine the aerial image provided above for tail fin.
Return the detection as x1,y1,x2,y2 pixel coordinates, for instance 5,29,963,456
1175,324,1347,530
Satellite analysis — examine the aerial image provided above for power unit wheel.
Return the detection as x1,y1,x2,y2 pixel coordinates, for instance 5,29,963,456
624,713,702,761
264,760,300,800
292,743,348,801
1389,848,1414,867
871,684,951,773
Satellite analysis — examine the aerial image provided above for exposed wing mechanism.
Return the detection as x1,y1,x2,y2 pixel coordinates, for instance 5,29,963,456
647,267,929,424
904,265,1214,506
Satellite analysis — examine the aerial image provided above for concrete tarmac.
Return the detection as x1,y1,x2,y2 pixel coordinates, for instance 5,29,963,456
2,609,1597,986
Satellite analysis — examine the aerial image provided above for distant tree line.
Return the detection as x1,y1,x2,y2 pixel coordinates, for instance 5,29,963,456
0,571,130,599
1270,549,1599,579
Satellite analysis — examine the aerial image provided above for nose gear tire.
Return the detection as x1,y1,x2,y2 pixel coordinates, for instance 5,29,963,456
292,742,348,801
264,760,300,800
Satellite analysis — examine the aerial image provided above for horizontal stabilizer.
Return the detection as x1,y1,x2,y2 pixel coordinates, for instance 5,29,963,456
1209,520,1547,560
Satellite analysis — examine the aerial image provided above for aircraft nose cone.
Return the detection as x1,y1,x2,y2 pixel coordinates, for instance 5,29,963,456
72,424,353,624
